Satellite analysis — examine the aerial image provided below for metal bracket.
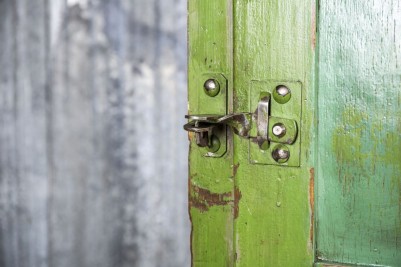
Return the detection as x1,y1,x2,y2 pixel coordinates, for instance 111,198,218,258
185,76,301,165
249,80,302,167
184,92,299,163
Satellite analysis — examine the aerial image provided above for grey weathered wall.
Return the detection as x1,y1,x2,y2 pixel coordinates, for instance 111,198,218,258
0,0,190,267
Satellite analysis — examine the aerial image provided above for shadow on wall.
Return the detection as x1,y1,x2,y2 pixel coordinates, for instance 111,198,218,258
0,1,190,267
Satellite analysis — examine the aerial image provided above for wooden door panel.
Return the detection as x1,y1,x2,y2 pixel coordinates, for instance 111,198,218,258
316,1,401,266
188,1,401,266
233,1,316,266
188,1,235,266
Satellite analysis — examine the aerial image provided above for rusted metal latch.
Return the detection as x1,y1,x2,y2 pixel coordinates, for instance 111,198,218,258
184,93,298,150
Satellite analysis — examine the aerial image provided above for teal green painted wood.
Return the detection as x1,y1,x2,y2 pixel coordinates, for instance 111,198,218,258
316,0,401,266
315,263,365,267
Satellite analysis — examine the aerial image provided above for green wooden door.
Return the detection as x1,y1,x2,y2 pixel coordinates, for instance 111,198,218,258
187,1,401,266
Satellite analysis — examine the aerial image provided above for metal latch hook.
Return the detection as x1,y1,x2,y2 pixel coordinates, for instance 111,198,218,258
184,93,298,149
183,113,252,148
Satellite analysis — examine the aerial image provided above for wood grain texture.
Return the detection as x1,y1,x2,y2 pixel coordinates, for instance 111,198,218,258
317,0,401,266
188,1,235,266
188,0,316,266
0,1,190,267
233,0,316,266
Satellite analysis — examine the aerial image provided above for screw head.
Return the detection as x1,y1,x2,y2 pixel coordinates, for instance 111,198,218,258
204,79,220,97
208,135,221,153
272,123,286,138
276,149,289,159
273,85,291,104
276,86,290,96
272,145,290,163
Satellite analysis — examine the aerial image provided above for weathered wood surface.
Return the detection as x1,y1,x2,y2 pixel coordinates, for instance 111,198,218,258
0,1,190,267
317,0,401,266
188,0,316,266
233,0,315,266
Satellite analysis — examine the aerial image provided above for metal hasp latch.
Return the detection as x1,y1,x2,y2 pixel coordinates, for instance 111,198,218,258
184,88,299,165
184,74,302,167
184,113,252,147
184,93,297,145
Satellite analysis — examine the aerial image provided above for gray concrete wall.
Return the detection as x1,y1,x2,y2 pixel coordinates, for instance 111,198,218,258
0,1,190,266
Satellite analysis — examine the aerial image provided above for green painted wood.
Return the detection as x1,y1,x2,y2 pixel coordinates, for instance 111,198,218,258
316,1,401,266
233,1,316,266
188,1,234,266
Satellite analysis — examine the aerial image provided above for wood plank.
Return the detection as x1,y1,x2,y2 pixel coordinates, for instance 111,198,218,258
233,0,316,266
188,1,235,266
316,0,401,266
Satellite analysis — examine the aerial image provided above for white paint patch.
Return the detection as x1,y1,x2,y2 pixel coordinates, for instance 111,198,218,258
67,0,88,8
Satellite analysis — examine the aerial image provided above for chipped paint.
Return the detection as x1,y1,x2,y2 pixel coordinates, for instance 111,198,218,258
311,0,317,50
233,163,240,177
188,176,195,267
233,187,242,219
189,184,232,213
188,0,235,266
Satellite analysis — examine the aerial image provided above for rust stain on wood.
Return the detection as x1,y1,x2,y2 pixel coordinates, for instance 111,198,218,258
311,1,317,50
188,176,194,267
233,163,240,177
309,168,315,245
189,184,232,213
188,131,194,141
234,187,242,219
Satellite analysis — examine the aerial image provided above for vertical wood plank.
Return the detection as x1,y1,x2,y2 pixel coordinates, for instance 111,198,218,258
317,0,401,265
188,1,235,266
233,0,316,266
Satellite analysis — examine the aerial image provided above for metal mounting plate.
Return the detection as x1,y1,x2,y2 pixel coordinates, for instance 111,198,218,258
197,73,228,158
249,80,302,166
